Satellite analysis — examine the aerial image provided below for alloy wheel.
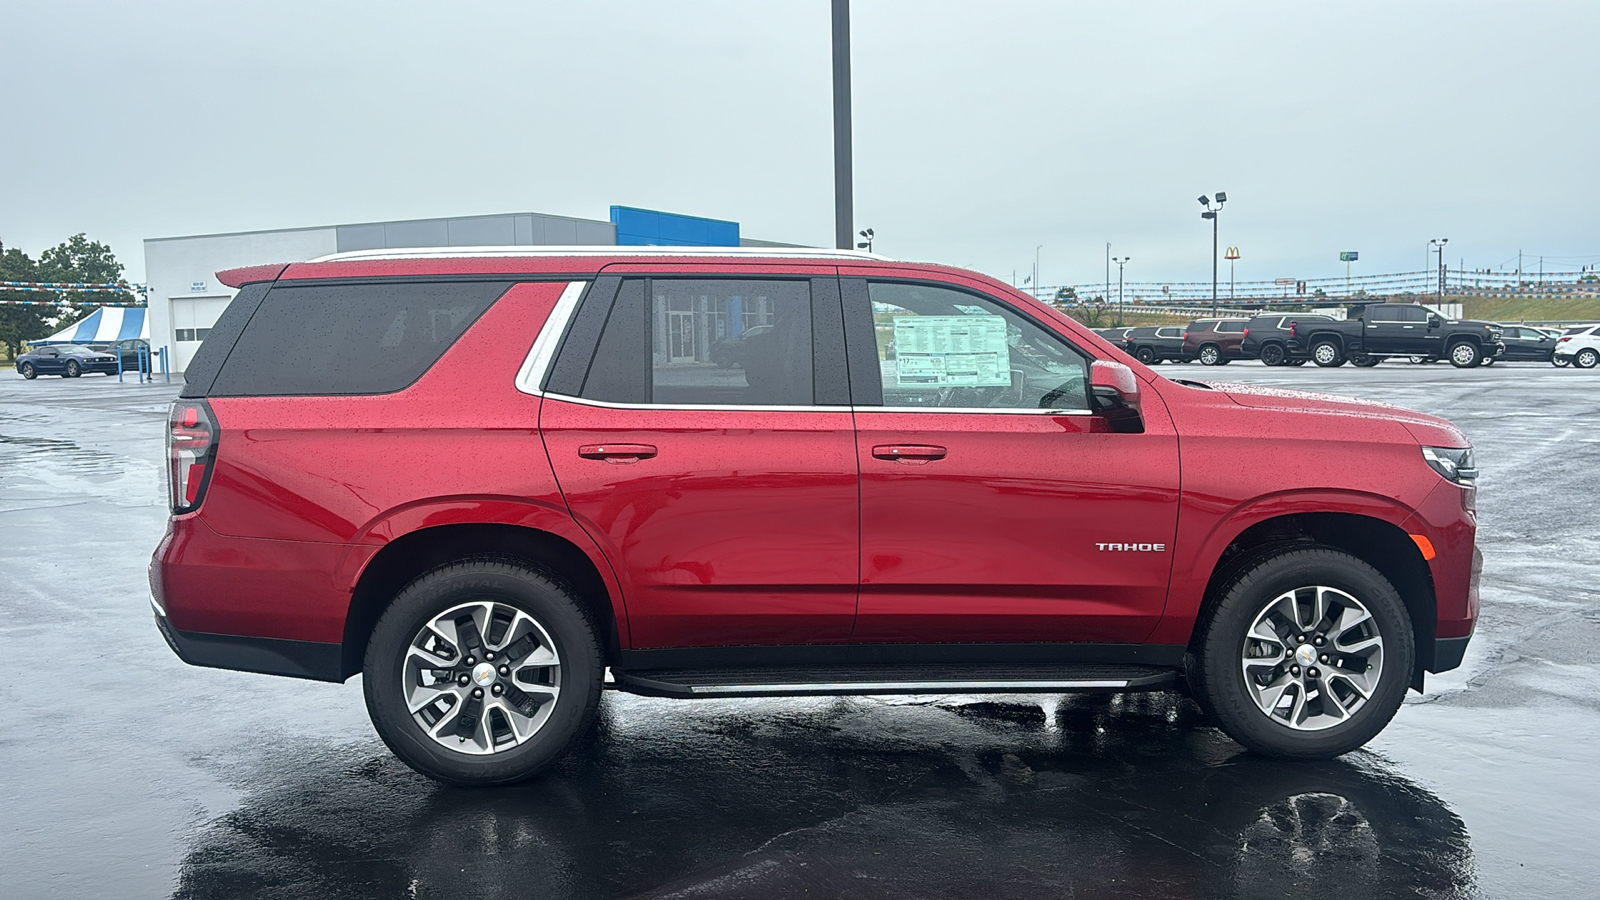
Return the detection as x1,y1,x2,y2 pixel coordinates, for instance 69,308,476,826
403,600,563,755
1577,348,1599,369
1240,586,1384,732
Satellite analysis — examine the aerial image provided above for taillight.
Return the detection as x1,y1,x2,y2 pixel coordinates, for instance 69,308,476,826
168,400,218,514
1242,327,1250,338
1558,336,1571,343
1289,322,1298,337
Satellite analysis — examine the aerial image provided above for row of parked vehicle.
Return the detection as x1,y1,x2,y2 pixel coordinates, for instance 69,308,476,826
1096,305,1600,369
12,339,152,379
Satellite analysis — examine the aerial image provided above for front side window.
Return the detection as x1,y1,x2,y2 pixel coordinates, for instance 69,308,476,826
578,278,815,406
864,282,1089,411
1399,306,1431,323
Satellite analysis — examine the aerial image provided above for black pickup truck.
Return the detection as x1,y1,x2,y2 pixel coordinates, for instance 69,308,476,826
1285,304,1504,368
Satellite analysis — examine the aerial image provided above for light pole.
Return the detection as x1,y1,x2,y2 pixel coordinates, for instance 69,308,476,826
1034,245,1043,299
1430,237,1449,304
1199,192,1227,314
1113,256,1131,326
831,0,853,250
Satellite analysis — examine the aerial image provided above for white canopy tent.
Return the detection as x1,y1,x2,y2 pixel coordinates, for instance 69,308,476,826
32,307,150,345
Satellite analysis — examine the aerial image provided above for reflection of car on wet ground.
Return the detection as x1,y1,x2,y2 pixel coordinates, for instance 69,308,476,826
1552,324,1600,368
150,248,1481,786
707,324,772,367
15,344,119,379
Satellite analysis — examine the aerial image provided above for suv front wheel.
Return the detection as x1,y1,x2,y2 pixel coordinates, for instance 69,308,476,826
1191,548,1414,759
363,559,602,786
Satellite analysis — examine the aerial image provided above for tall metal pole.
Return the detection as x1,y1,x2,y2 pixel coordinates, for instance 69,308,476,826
831,0,853,251
1211,212,1219,314
1034,245,1042,299
1105,243,1110,304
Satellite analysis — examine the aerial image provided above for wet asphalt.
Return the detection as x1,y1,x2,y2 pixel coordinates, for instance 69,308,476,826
0,361,1595,899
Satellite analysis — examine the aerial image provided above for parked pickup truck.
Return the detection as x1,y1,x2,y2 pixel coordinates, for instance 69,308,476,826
1285,304,1504,368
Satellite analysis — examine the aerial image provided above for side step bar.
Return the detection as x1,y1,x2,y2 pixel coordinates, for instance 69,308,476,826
611,664,1177,699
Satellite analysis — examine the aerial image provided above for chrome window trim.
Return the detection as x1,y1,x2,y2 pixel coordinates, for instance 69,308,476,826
514,281,588,396
313,245,889,263
541,391,1092,416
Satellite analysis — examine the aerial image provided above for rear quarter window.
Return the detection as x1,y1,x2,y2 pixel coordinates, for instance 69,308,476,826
208,280,512,397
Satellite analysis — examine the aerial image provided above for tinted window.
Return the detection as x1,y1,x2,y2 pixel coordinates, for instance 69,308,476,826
210,280,510,397
1157,327,1183,338
864,282,1089,411
578,278,815,406
1366,307,1399,322
1215,321,1246,333
1399,306,1430,323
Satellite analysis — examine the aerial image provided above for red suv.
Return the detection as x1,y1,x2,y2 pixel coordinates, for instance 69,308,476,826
151,249,1479,785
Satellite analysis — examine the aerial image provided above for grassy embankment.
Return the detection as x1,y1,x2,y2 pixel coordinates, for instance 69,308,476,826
1459,295,1600,324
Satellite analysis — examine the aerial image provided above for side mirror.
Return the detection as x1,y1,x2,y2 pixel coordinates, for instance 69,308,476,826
1090,360,1144,433
1428,315,1442,328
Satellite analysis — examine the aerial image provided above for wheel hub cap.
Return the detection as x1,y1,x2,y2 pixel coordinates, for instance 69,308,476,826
1294,644,1317,666
472,662,497,687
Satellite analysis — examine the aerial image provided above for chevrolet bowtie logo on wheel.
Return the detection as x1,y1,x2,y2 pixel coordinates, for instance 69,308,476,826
1096,543,1167,552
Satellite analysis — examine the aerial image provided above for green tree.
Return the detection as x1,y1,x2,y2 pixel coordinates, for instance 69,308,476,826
0,242,47,361
39,233,126,330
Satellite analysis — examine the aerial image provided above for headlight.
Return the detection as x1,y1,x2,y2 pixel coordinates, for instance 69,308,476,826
1421,446,1477,485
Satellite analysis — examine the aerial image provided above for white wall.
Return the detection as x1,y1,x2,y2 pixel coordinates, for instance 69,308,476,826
144,228,338,372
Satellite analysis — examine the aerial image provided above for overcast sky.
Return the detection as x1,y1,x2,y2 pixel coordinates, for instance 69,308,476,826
4,1,1598,289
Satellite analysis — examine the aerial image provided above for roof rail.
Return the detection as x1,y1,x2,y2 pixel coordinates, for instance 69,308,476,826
309,245,892,263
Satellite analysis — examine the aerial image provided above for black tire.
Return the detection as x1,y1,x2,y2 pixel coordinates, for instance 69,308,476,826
1311,340,1344,367
1553,356,1571,367
1135,345,1157,365
363,558,603,786
1198,344,1222,366
1352,356,1381,368
1215,357,1232,365
1259,344,1286,367
64,360,81,378
1576,348,1599,369
1288,359,1308,366
19,363,36,380
1191,547,1414,759
1446,341,1481,368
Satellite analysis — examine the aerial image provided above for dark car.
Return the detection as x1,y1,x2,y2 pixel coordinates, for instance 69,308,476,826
1491,325,1558,363
1182,318,1251,365
89,338,153,371
1095,326,1136,344
1123,325,1189,364
1241,314,1332,366
15,344,119,379
708,324,773,367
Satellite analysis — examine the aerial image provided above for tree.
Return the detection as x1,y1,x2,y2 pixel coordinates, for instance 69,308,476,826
0,235,128,359
39,234,126,330
0,242,48,361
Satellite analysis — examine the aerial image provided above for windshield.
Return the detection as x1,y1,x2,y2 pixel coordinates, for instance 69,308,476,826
59,345,100,356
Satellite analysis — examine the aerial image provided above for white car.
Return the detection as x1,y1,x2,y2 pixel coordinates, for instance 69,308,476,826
1552,324,1600,368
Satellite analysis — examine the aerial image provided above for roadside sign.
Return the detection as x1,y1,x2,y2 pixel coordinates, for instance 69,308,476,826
1274,278,1295,285
1225,247,1240,260
1340,251,1359,262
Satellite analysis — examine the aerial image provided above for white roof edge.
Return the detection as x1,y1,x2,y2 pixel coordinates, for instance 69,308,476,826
308,245,893,263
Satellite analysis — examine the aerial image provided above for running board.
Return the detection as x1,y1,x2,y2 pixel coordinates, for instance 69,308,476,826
611,664,1177,699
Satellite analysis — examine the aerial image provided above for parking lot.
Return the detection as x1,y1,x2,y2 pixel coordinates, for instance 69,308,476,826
2,361,1595,899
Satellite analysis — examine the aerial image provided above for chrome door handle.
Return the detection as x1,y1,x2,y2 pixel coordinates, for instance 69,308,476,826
578,443,658,463
872,444,947,462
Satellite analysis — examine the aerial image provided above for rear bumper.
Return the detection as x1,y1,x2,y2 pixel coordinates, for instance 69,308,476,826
153,604,344,682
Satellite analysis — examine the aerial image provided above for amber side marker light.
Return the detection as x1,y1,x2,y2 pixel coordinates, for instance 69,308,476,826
1409,534,1437,561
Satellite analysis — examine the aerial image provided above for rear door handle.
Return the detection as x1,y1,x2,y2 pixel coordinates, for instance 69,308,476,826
872,444,947,462
578,443,658,463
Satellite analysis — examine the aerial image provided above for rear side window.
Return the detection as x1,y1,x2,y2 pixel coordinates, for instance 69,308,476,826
209,280,511,397
180,282,270,398
576,278,817,406
1215,321,1245,333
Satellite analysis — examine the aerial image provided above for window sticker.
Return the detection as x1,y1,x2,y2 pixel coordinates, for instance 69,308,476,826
892,315,1011,386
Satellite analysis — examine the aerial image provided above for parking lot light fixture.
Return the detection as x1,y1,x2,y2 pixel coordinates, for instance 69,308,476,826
1199,193,1227,314
1113,257,1131,326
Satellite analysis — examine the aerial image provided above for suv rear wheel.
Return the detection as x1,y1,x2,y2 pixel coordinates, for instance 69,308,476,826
1191,548,1414,759
1135,345,1157,365
1198,344,1222,366
1259,343,1286,366
363,559,602,786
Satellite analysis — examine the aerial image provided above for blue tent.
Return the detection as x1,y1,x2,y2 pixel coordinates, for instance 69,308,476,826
32,307,149,345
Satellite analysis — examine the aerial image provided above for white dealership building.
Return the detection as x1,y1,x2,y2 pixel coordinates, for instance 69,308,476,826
143,206,782,373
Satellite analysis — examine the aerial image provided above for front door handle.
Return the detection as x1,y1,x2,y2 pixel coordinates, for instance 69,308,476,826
578,443,658,463
872,444,947,462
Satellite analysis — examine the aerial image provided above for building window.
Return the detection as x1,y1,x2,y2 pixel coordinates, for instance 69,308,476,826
176,329,195,342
